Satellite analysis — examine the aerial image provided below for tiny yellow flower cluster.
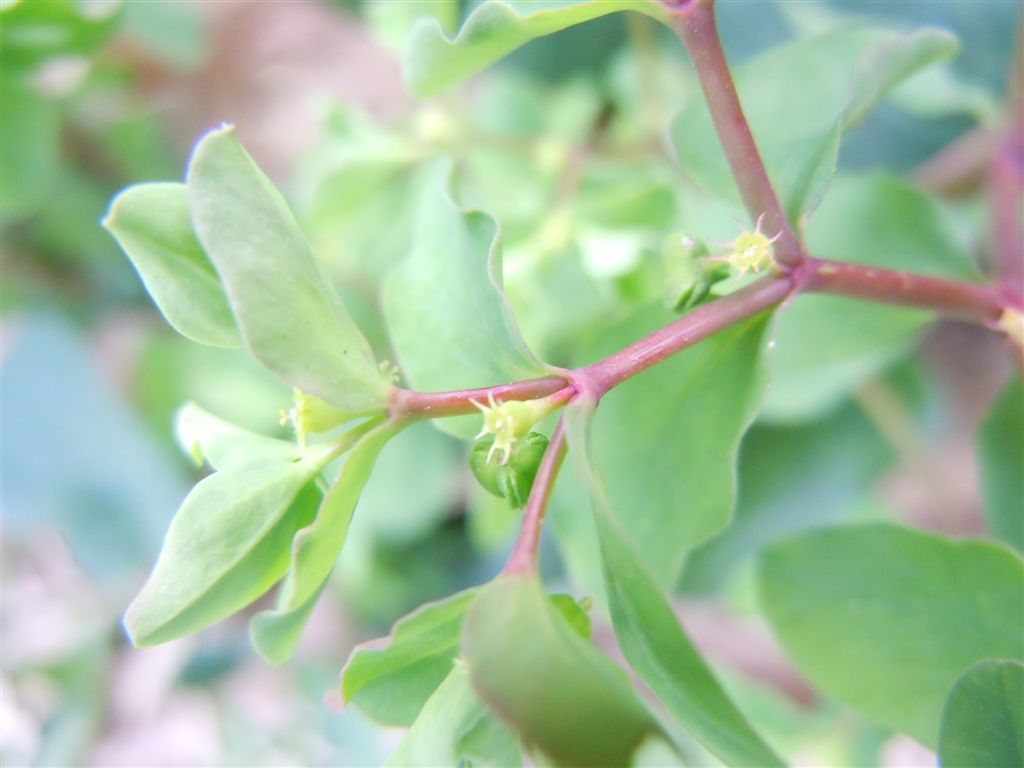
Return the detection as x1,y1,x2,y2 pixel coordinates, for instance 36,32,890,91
280,390,349,446
998,308,1023,350
471,394,556,465
379,360,400,385
708,213,780,277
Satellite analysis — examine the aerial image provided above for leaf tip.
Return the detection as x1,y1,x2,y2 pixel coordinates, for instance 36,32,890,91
121,602,156,649
248,612,291,666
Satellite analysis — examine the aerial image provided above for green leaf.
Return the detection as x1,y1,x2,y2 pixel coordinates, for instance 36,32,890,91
342,588,480,726
103,183,240,348
760,523,1024,746
978,377,1024,552
672,26,958,219
385,660,521,768
765,172,979,421
250,420,397,664
0,76,59,220
682,401,895,594
462,574,667,767
563,404,785,768
175,402,298,469
383,164,549,438
124,449,334,645
577,310,772,586
939,660,1024,768
187,125,390,413
406,0,666,98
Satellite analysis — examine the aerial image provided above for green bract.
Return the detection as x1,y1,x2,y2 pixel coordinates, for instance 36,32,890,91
560,311,773,588
384,163,550,438
342,588,480,726
462,575,671,767
564,404,785,767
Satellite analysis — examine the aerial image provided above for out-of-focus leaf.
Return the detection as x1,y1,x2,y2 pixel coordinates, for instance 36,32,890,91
300,117,421,281
103,182,240,348
348,419,463,546
0,0,121,73
672,26,958,220
579,310,772,586
765,172,979,421
887,61,999,123
120,0,209,71
977,376,1024,552
367,0,459,55
563,404,785,767
574,163,676,231
342,588,479,726
406,0,667,97
385,661,521,768
251,421,397,664
124,449,332,646
938,660,1024,768
1,314,185,578
839,28,960,131
462,574,668,767
384,164,549,437
0,76,59,219
760,523,1024,746
187,125,390,412
31,168,121,269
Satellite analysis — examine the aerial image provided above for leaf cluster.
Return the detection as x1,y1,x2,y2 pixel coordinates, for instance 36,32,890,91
95,1,1024,766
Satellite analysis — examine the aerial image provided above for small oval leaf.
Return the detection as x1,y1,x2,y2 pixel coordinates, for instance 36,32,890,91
187,125,390,412
103,182,240,348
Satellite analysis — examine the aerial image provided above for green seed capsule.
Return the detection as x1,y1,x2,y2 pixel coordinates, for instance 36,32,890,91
469,432,549,509
662,233,730,312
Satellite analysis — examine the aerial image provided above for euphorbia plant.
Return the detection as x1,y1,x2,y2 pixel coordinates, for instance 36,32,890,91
104,1,1023,765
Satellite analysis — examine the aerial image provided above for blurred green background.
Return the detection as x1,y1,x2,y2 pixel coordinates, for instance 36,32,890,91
1,0,1019,765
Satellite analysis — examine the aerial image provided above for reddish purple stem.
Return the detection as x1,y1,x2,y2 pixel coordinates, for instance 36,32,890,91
391,376,570,419
579,275,793,396
668,0,803,267
503,420,568,576
802,258,1009,320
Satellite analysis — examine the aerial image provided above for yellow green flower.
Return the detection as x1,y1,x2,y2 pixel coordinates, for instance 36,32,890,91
708,213,780,277
471,394,559,465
